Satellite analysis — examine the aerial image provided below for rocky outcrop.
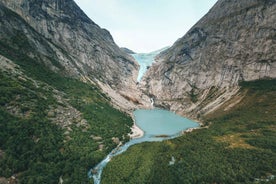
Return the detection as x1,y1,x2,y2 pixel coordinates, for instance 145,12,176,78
0,0,146,110
0,55,89,135
142,0,276,118
121,47,136,54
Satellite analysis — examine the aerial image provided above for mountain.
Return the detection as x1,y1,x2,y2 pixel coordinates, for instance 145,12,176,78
0,0,143,111
1,0,275,183
0,0,140,183
100,1,276,183
142,0,276,118
121,47,136,54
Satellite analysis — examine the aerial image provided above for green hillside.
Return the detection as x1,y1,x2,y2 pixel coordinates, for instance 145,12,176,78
102,79,276,184
0,49,132,183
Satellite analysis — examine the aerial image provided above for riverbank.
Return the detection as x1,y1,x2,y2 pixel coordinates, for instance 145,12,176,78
128,124,144,139
127,112,144,139
93,109,199,184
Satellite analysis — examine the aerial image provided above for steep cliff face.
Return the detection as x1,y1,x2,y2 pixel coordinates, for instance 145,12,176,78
0,0,143,110
0,1,142,182
142,0,276,118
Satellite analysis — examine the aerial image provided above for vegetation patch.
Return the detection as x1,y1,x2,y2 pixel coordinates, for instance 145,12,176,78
0,48,132,183
214,133,257,149
101,79,276,184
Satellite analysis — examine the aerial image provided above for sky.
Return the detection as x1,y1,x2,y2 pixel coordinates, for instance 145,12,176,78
74,0,218,53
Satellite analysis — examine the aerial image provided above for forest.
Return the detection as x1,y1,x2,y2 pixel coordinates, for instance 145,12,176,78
0,42,132,183
102,79,276,184
0,28,275,183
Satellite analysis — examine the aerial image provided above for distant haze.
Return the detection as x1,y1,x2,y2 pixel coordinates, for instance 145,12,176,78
75,0,217,53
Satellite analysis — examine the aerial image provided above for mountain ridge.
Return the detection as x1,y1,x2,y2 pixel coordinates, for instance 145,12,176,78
0,0,276,183
141,0,276,118
0,1,143,182
0,0,148,112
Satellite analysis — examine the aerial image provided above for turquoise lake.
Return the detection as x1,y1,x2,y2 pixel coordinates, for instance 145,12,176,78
134,109,199,137
90,109,199,184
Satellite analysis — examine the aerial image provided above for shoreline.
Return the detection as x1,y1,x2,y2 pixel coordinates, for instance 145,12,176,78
127,109,205,139
128,113,144,139
128,123,144,139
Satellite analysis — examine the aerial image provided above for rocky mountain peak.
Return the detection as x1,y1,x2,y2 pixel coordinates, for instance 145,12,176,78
142,0,276,118
0,0,146,110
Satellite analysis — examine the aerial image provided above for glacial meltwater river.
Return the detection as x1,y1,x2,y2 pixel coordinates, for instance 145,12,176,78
89,109,199,184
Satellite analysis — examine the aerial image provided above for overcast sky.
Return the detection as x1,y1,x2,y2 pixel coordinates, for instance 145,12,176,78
74,0,218,53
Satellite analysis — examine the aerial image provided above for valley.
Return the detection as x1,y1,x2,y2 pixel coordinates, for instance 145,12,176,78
0,0,275,183
91,109,199,184
102,79,276,184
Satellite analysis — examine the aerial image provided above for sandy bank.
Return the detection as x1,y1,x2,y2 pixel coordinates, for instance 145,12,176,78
128,124,144,139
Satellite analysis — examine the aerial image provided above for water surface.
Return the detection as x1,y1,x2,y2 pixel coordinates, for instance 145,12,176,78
90,109,199,184
134,109,198,137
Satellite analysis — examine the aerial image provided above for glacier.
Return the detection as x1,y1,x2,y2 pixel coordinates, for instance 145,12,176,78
132,47,169,82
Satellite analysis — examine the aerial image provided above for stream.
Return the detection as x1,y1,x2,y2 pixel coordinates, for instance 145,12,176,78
89,48,198,184
89,109,199,184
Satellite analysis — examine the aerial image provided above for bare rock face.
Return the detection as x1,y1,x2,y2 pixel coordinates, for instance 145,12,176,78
0,0,144,110
142,0,276,118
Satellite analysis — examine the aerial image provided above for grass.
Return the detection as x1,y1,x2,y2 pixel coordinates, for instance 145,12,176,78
214,133,257,149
